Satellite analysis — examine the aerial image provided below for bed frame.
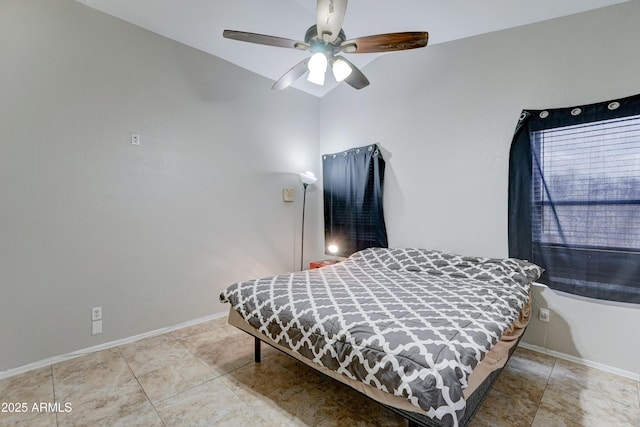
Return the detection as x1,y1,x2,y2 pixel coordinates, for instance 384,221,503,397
245,322,524,427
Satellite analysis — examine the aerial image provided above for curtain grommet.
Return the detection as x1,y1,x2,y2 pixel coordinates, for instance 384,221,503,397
608,101,620,110
571,108,582,116
519,112,527,121
368,146,373,151
539,111,549,119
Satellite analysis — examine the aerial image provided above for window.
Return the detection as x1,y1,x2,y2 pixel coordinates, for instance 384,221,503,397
509,94,640,303
322,144,388,257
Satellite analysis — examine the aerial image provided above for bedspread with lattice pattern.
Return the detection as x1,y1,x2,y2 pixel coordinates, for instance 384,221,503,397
220,247,542,426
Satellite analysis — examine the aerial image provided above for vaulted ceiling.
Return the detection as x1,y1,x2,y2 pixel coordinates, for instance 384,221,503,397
78,0,630,97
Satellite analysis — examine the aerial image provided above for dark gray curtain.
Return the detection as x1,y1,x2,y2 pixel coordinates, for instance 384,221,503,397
509,94,640,303
323,144,388,257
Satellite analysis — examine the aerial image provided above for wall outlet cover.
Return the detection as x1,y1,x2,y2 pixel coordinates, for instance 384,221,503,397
539,308,550,322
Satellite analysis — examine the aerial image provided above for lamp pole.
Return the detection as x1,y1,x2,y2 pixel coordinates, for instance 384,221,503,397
298,171,316,271
300,182,309,271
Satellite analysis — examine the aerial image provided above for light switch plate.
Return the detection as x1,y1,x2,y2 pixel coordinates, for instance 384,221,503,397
283,188,294,202
92,320,102,335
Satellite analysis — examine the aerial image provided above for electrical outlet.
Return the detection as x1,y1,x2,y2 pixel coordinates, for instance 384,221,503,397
539,308,550,322
92,306,102,321
92,320,102,335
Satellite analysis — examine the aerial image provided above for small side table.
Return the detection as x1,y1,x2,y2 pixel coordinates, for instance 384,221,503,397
309,259,341,269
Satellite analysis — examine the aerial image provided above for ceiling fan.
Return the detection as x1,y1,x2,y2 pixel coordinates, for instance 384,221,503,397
223,0,429,90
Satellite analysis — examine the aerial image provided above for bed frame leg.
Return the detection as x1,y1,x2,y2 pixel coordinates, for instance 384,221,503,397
254,337,261,363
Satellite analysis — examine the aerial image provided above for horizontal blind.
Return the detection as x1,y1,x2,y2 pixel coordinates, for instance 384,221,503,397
531,114,640,252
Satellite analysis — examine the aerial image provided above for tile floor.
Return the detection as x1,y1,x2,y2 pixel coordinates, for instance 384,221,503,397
1,317,638,426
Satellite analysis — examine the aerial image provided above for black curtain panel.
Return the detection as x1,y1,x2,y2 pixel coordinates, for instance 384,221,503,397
323,144,388,257
509,94,640,303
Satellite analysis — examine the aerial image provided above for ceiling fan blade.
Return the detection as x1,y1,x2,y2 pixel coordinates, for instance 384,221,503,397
334,56,369,90
316,0,348,43
223,30,309,50
341,32,428,53
272,57,311,90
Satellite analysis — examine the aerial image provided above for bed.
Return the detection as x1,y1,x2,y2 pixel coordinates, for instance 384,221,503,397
219,247,542,427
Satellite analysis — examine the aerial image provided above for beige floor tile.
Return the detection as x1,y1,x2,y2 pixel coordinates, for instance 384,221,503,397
56,388,162,427
153,378,256,426
0,366,54,403
491,348,555,405
531,406,584,427
548,359,639,408
121,338,193,377
212,410,275,427
179,330,258,377
321,380,406,427
218,357,328,426
219,352,403,427
0,366,55,426
52,348,138,402
134,355,215,403
119,333,177,361
170,317,231,341
469,388,538,427
51,347,163,426
539,381,640,427
0,412,57,427
275,392,367,427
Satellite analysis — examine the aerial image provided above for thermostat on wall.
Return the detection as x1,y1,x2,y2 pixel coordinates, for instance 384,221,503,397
283,188,294,202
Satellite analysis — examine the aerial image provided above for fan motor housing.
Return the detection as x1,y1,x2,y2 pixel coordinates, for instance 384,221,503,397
305,25,346,53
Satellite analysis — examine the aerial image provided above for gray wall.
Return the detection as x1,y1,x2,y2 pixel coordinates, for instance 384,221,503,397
318,2,640,374
0,0,320,371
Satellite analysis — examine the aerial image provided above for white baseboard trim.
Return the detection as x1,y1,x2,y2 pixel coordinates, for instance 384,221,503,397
0,311,227,381
519,342,640,381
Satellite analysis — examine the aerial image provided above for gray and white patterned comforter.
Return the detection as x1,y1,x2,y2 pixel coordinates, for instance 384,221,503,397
220,248,542,426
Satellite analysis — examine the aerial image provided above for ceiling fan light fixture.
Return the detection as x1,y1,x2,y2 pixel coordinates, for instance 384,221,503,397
223,1,428,91
332,58,352,82
307,52,328,85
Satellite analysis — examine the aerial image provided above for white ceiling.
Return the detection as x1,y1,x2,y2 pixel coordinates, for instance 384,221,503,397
78,0,629,97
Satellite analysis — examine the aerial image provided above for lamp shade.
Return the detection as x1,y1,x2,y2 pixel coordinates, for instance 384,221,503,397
299,171,317,185
307,52,327,86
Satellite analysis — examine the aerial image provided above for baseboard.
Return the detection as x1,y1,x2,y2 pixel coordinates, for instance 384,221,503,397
518,342,640,381
0,311,227,381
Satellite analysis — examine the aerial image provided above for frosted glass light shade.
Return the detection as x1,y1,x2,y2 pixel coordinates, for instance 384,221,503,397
332,58,352,82
307,52,327,86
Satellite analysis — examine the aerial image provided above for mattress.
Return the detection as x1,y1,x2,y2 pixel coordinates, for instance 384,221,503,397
220,247,542,426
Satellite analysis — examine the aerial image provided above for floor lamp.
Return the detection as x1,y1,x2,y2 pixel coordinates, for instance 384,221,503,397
299,171,317,270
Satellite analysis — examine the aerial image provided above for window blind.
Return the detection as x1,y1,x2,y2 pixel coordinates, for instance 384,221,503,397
531,114,640,252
